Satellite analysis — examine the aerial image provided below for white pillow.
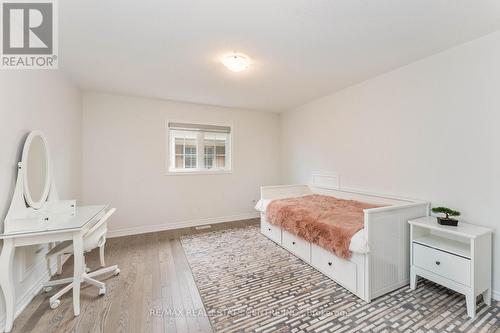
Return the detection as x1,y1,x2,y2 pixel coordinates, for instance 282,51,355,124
254,199,272,212
254,195,309,213
349,229,369,254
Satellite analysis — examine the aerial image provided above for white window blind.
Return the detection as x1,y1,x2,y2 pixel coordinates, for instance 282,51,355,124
168,123,231,133
168,122,231,174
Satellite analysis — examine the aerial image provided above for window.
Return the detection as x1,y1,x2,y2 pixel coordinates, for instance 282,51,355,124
168,122,231,174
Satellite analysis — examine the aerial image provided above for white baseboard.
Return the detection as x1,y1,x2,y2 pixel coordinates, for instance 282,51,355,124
107,212,260,238
0,259,62,332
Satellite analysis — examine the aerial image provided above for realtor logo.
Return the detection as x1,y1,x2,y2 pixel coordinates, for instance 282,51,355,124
1,0,58,69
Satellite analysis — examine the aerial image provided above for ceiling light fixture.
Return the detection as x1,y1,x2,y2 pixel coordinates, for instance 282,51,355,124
221,53,251,72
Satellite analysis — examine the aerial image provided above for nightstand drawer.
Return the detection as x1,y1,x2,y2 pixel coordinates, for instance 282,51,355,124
413,243,470,286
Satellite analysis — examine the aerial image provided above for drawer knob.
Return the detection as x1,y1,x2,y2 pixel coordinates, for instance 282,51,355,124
268,228,271,231
328,262,332,266
435,261,441,266
292,241,296,245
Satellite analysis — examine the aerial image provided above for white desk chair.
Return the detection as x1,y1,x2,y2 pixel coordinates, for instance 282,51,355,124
54,232,107,275
42,208,120,309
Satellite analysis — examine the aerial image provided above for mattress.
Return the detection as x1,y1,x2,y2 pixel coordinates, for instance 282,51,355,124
255,198,369,254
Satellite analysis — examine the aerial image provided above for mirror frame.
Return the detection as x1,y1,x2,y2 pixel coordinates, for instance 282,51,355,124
22,131,51,210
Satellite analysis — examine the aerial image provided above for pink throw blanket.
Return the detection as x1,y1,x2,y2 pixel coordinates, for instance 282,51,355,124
266,194,382,259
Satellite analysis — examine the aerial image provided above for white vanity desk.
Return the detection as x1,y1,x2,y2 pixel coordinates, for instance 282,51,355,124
0,131,111,332
0,205,107,332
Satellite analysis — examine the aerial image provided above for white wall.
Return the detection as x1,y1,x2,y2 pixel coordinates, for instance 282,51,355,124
82,92,280,236
0,71,82,326
280,31,500,298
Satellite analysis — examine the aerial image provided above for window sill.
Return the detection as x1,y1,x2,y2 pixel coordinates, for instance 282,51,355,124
166,169,232,176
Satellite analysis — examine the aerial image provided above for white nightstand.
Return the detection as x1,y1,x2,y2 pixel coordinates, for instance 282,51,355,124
408,216,493,319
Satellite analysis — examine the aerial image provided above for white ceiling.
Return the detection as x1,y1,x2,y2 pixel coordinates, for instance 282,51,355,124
60,0,500,112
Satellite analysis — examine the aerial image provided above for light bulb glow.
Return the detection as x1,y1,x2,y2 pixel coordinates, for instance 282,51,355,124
221,53,251,72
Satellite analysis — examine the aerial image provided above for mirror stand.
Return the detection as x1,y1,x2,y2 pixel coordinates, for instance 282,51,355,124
3,132,76,234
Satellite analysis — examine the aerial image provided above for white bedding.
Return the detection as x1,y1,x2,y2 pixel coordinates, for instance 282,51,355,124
255,199,369,254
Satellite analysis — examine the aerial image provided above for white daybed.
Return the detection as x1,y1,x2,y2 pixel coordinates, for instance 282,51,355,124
257,175,430,303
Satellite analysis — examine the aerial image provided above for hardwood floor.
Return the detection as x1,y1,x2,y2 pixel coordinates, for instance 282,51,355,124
10,219,259,333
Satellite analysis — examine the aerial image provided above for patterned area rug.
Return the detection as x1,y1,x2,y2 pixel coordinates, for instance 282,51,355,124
180,226,500,333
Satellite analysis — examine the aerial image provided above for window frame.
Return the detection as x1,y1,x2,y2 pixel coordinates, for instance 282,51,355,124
166,120,233,175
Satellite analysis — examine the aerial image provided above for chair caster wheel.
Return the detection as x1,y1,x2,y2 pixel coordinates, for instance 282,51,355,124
50,299,61,309
113,268,120,276
43,286,53,293
99,287,106,296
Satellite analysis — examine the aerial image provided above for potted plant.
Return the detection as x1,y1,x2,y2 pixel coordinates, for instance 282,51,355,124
431,206,461,226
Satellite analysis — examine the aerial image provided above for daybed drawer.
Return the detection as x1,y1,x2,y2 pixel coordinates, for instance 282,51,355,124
282,231,311,263
311,244,357,292
261,217,281,244
413,243,470,286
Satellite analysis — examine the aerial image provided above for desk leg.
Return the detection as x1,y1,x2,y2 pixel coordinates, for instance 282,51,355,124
72,232,84,316
0,239,15,332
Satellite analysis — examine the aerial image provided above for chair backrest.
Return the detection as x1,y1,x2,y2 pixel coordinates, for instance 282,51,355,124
83,208,116,251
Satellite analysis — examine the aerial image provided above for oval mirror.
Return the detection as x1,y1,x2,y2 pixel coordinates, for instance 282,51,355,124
23,131,51,209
